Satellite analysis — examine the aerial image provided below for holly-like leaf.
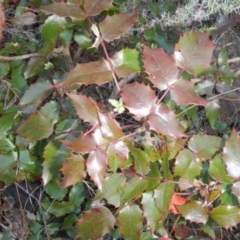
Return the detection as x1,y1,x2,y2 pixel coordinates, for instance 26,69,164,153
17,113,54,142
107,141,129,172
210,205,240,228
143,44,179,90
117,204,142,240
42,141,71,185
99,13,138,42
141,192,162,232
57,59,112,87
169,194,187,214
174,31,214,75
121,82,156,118
0,153,16,173
176,201,208,224
66,93,100,126
148,105,187,138
41,2,85,20
61,134,97,154
84,0,113,16
154,182,174,217
20,80,53,106
206,100,221,128
222,129,240,179
76,206,115,239
188,134,222,159
170,79,210,106
208,155,232,183
86,148,108,190
60,154,85,187
0,3,5,42
94,173,126,207
111,49,141,78
98,112,123,140
174,149,202,190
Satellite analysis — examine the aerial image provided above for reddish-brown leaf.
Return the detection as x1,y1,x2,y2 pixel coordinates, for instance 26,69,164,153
143,44,179,90
121,82,156,118
57,59,112,87
170,79,210,106
99,13,138,42
61,134,97,154
86,148,108,190
174,31,214,75
148,105,187,138
41,2,85,20
0,3,5,42
169,194,187,214
61,154,85,187
99,112,123,140
84,0,113,16
66,93,100,126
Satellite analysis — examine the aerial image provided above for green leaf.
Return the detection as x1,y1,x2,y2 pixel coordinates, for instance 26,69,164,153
76,206,115,239
69,182,85,205
120,177,148,207
94,173,126,207
206,100,221,128
210,205,240,228
74,32,92,49
45,179,68,201
20,80,53,106
0,138,15,153
111,49,141,78
146,162,161,191
154,182,174,216
42,140,71,185
18,150,42,175
17,113,54,142
60,154,85,187
222,129,240,179
0,106,17,137
174,149,202,190
176,201,208,224
117,204,142,240
188,134,222,159
42,15,67,43
42,201,75,217
142,192,162,231
0,62,10,78
39,101,60,124
0,153,17,173
208,155,232,183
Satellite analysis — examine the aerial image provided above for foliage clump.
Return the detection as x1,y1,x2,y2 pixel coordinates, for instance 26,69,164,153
0,0,240,239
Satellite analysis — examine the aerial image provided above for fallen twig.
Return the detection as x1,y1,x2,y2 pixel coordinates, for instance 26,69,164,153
0,53,42,61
